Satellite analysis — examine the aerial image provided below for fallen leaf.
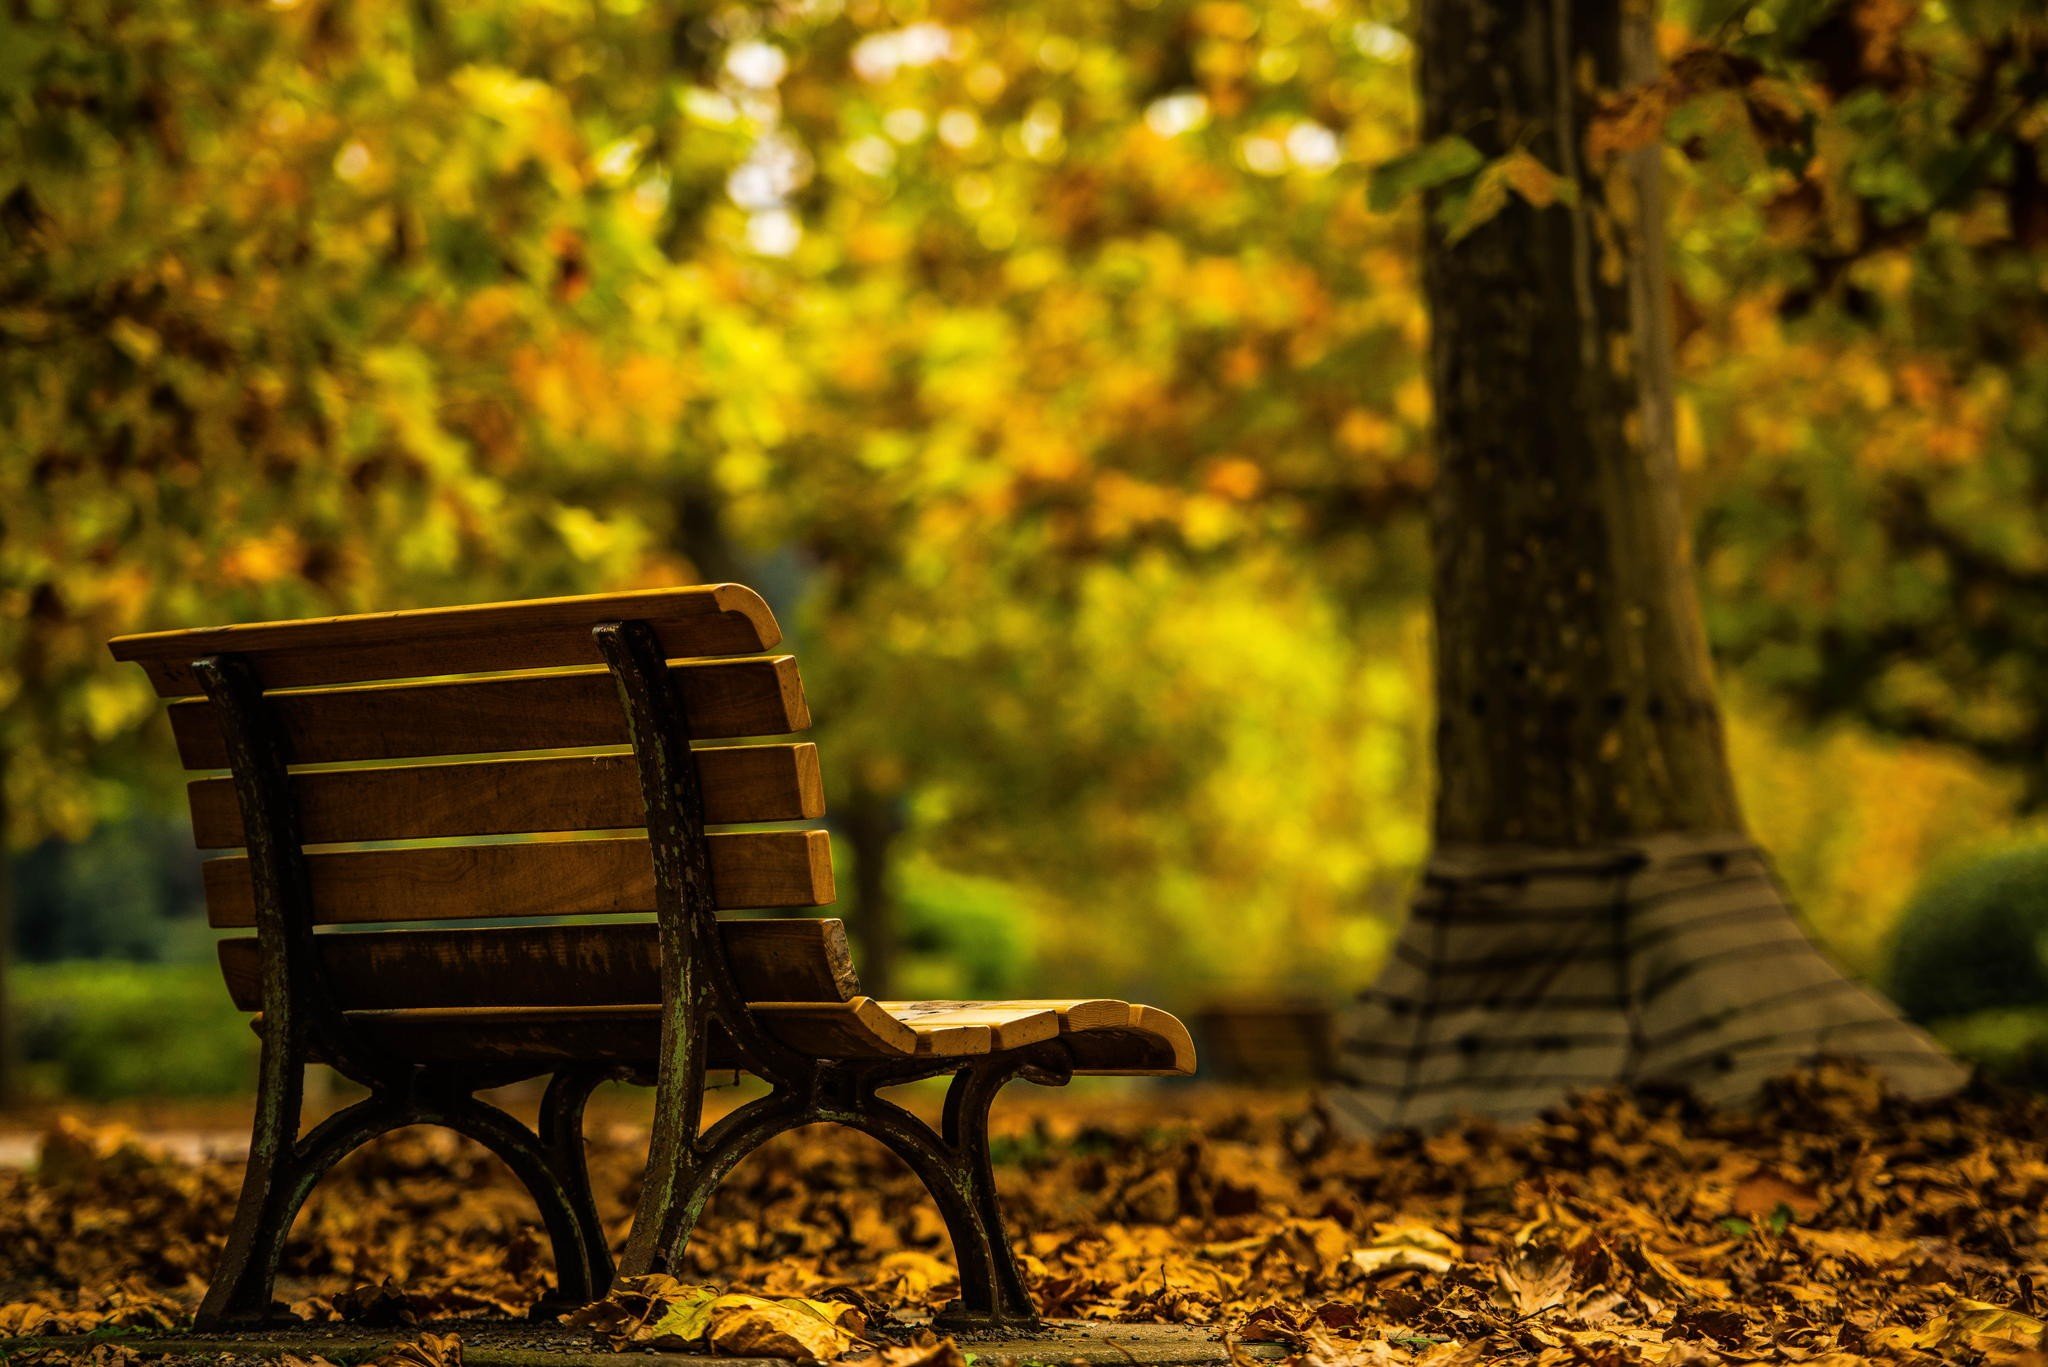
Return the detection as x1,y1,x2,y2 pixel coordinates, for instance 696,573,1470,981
872,1331,967,1367
1731,1166,1824,1221
706,1293,861,1360
1348,1223,1459,1276
371,1332,462,1367
564,1275,722,1350
1931,1298,2048,1351
641,1283,720,1349
869,1249,958,1309
1792,1227,1919,1269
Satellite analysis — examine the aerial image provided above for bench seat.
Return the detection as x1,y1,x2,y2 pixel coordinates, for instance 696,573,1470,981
217,922,1193,1075
273,999,1194,1074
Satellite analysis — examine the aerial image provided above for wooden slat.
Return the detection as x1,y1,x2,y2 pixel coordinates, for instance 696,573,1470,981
217,919,860,1011
879,1001,1115,1050
882,1003,1057,1052
994,999,1137,1033
1127,1004,1198,1074
169,657,808,769
109,585,780,697
301,997,926,1068
203,831,834,927
272,993,1192,1075
874,999,1194,1072
187,744,824,847
751,999,930,1057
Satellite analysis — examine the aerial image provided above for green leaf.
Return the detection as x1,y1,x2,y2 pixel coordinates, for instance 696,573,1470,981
1696,0,1761,35
1437,165,1511,244
1368,136,1485,212
1432,149,1581,245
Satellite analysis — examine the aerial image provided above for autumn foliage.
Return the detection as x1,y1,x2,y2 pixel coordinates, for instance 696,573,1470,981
6,0,2048,1012
2,1073,2047,1363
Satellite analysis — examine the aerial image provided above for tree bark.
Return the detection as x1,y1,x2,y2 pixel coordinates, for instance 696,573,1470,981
674,483,906,999
0,746,17,1109
1331,0,1962,1128
838,780,902,1000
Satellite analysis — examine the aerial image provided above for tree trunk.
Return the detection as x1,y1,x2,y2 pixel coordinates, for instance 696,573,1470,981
838,780,902,1000
0,746,16,1109
674,483,907,998
1331,0,1962,1129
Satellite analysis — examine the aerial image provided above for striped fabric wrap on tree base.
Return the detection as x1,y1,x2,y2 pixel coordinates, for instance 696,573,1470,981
1329,832,1965,1133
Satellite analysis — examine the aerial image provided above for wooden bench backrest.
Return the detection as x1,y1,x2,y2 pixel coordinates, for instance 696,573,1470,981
110,585,849,1003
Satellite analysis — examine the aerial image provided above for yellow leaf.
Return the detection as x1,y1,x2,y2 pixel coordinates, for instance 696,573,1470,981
642,1285,720,1348
1938,1299,2047,1350
1790,1227,1918,1269
875,1333,968,1367
705,1294,862,1361
1496,148,1577,209
872,1249,958,1306
108,317,161,363
1348,1223,1460,1276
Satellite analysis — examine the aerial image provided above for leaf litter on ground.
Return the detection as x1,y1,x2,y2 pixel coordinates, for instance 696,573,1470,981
565,1275,870,1357
0,1066,2045,1364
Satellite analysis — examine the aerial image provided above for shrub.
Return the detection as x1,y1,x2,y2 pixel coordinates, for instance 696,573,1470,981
1886,842,2048,1024
1931,1007,2048,1091
896,859,1033,1001
13,961,257,1100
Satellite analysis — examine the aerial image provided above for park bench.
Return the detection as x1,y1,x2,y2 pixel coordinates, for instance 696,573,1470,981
108,585,1194,1329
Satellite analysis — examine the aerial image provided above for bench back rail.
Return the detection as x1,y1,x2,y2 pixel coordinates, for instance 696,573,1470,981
107,586,843,1323
110,587,842,1038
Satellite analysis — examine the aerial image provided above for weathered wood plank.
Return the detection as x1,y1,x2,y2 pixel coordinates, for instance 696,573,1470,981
301,997,928,1067
109,585,780,697
170,657,809,769
203,831,835,927
1128,1004,1198,1074
995,998,1139,1032
878,1002,1060,1051
752,999,933,1057
278,994,1193,1074
887,1000,1195,1073
188,744,824,847
217,919,859,1011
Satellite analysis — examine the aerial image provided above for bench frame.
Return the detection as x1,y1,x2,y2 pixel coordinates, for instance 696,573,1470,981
193,620,1057,1330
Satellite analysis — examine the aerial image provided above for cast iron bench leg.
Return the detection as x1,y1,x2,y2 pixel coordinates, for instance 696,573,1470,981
933,1058,1057,1331
539,1067,617,1302
617,1049,1065,1333
196,1068,613,1327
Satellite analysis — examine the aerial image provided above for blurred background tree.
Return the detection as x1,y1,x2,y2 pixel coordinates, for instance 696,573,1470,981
1331,0,1961,1129
1,0,2043,1099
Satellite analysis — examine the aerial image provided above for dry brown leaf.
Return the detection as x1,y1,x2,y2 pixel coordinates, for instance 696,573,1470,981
371,1331,462,1367
871,1330,967,1367
6,1068,2047,1367
1347,1222,1459,1276
705,1293,861,1360
1928,1299,2048,1352
868,1249,958,1309
1491,1252,1574,1320
1791,1226,1919,1269
1731,1166,1824,1220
